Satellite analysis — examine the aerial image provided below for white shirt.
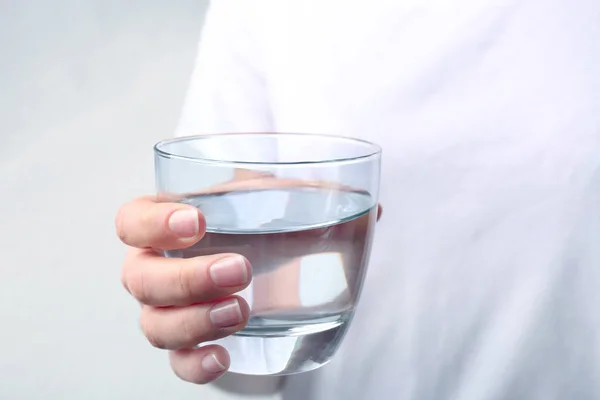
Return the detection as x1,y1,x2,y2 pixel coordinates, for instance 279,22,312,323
176,1,600,399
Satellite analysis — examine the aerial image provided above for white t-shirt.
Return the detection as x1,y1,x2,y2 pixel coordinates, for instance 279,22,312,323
176,1,600,399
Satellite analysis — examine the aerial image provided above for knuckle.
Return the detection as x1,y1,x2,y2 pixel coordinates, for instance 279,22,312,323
140,309,166,349
178,307,218,346
120,251,136,294
139,208,153,233
120,268,130,294
115,206,129,244
125,267,150,304
179,312,201,346
177,265,194,304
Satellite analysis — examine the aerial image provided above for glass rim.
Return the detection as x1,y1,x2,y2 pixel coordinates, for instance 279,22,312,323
154,132,382,166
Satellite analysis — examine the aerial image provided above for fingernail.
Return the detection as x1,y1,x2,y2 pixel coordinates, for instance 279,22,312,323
210,256,250,287
202,353,226,374
210,298,243,328
168,209,199,238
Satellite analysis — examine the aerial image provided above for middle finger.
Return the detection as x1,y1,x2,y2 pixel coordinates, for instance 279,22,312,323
122,248,252,307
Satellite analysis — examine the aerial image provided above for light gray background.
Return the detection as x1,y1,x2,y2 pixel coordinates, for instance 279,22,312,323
0,1,279,398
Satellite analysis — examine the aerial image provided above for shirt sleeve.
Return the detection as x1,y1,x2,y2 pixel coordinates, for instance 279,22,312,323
174,0,274,138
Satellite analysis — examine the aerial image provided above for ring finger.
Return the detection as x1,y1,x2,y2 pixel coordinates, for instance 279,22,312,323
140,296,250,350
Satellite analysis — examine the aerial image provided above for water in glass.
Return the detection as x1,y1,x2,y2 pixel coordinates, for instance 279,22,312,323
166,186,377,375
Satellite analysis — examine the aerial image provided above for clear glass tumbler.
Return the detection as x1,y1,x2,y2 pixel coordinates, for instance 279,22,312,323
154,133,381,376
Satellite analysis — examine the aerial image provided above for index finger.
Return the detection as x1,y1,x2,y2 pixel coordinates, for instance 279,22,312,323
115,195,206,250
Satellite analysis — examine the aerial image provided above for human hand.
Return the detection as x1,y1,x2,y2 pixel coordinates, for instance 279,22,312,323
116,196,252,384
117,170,382,383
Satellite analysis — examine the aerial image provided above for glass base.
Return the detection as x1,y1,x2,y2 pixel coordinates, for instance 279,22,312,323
205,319,349,376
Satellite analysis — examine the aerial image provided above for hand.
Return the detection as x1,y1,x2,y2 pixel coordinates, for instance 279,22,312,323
116,196,252,384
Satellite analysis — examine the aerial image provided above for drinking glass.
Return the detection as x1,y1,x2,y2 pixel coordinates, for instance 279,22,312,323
154,133,381,376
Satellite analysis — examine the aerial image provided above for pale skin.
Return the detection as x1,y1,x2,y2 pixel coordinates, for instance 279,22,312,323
117,172,381,384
